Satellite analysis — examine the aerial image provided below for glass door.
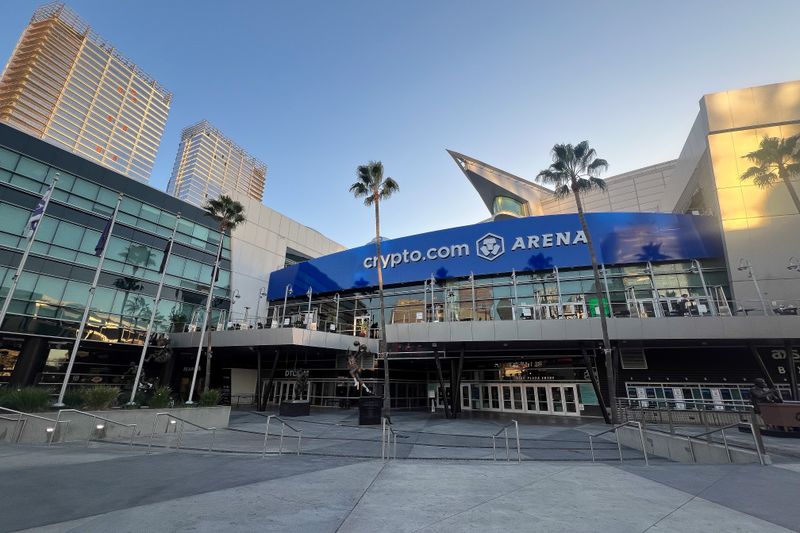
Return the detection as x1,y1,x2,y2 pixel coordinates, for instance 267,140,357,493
501,385,524,411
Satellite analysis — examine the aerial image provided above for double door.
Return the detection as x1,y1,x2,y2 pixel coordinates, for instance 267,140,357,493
463,383,579,416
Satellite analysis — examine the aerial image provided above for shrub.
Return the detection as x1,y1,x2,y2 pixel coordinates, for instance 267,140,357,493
82,386,120,410
149,386,172,408
0,387,52,412
199,389,220,407
63,388,85,409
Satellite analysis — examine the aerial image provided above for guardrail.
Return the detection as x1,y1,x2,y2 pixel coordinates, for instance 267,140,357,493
260,414,303,457
491,420,521,463
382,417,397,461
49,409,137,447
618,397,755,431
683,422,765,466
147,413,216,454
588,421,649,466
0,406,70,444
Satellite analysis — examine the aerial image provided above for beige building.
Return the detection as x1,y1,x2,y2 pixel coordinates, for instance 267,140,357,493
166,120,267,207
453,79,800,306
0,3,171,182
227,191,344,324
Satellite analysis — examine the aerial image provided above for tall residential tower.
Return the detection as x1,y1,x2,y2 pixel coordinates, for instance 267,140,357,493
0,3,171,182
167,120,267,207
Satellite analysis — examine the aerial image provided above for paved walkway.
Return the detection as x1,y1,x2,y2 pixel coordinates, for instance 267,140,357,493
2,409,799,532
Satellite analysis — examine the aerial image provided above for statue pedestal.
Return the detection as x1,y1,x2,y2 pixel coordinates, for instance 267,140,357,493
279,400,310,417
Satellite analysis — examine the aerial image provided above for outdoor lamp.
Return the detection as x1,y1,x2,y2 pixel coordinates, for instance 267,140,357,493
788,257,800,272
737,258,752,275
232,289,241,300
96,424,105,430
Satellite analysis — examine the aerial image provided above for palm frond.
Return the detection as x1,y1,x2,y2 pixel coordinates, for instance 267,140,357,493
349,181,370,198
587,158,608,175
380,177,399,199
553,184,571,199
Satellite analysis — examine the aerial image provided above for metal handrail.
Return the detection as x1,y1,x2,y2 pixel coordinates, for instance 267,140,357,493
51,409,137,447
382,417,397,461
491,420,521,463
148,412,217,454
681,422,764,465
588,421,649,466
0,406,70,444
261,414,303,457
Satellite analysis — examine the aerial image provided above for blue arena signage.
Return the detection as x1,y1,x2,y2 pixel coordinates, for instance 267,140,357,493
267,212,724,299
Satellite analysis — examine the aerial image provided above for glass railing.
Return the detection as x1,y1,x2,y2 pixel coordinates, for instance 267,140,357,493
209,295,800,340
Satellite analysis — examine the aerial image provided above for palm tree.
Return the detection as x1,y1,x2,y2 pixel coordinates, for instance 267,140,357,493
190,195,246,399
740,135,800,214
536,141,615,424
349,161,399,417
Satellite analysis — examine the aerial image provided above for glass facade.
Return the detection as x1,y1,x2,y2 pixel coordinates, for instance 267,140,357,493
268,259,729,336
0,134,231,386
492,195,529,217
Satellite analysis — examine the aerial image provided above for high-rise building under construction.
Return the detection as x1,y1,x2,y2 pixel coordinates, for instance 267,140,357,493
167,120,267,207
0,2,171,182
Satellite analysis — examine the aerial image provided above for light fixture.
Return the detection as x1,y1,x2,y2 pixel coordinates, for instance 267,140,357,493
788,257,800,272
96,424,105,430
232,289,241,300
45,427,54,433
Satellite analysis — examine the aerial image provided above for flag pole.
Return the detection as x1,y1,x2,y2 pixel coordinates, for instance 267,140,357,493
0,173,59,331
55,194,123,407
186,233,225,404
127,214,181,405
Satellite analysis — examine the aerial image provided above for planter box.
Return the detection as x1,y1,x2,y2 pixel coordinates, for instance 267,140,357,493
0,406,231,445
279,401,310,417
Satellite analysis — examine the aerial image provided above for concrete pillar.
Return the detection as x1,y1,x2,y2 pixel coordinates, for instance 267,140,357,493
9,336,49,386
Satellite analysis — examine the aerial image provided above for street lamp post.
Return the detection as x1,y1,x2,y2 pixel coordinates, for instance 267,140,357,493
282,284,293,326
737,258,768,315
254,287,266,326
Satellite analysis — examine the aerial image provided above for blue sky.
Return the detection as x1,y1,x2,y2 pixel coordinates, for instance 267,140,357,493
2,1,799,248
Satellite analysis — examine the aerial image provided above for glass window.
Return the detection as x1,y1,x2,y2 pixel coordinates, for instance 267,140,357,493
0,147,20,171
10,173,42,193
139,203,160,223
15,157,48,180
54,222,85,248
33,276,67,304
72,179,99,201
492,196,529,217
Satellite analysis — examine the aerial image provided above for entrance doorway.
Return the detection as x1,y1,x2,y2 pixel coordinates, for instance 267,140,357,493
460,382,580,416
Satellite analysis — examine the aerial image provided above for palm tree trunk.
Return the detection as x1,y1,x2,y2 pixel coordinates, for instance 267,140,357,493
780,171,800,214
373,193,390,418
573,185,618,424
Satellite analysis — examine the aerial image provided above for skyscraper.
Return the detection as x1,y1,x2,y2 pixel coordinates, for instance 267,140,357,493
0,2,171,182
167,120,267,207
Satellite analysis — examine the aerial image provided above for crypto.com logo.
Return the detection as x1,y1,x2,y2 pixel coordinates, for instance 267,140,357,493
476,233,505,261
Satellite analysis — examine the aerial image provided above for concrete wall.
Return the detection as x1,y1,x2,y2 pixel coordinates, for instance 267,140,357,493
228,192,344,322
0,406,230,445
616,425,766,464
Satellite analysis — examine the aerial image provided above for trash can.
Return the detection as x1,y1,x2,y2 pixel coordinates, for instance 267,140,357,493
359,395,383,425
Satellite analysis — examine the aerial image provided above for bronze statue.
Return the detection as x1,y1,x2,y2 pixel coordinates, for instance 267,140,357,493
348,341,371,394
749,378,782,413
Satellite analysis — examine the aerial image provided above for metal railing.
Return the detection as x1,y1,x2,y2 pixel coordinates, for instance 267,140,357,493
588,421,649,466
261,414,303,457
49,409,137,447
683,422,765,466
0,406,70,444
491,420,521,463
618,397,755,431
382,417,397,461
147,413,216,454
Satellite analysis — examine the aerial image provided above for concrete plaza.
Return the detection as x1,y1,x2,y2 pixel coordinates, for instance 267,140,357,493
1,409,799,532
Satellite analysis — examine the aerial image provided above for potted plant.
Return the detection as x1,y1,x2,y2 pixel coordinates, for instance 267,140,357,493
279,370,310,417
